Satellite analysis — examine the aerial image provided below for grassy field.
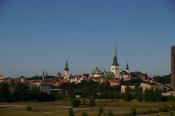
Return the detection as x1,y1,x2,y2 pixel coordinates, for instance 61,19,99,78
0,99,175,116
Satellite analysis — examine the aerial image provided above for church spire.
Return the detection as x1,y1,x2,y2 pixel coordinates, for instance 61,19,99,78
126,62,129,71
64,60,69,71
112,41,119,66
115,41,117,57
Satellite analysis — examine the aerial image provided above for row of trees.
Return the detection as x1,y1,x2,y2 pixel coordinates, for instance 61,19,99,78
121,86,167,102
60,79,173,102
0,78,174,102
0,82,55,102
153,74,171,84
59,80,121,99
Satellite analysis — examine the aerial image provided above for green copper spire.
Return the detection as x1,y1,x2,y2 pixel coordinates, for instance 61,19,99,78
112,41,119,66
64,60,69,71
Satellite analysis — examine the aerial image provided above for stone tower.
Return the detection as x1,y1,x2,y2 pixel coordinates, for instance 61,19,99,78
111,42,120,78
171,46,175,89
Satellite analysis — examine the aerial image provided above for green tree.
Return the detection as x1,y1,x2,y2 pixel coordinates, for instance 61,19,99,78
69,108,74,116
98,107,104,116
82,112,88,116
122,86,133,101
143,88,163,102
88,97,96,106
107,110,114,116
71,98,81,108
0,83,10,102
153,74,170,84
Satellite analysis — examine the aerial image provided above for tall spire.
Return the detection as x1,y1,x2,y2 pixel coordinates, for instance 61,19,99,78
126,62,129,70
42,69,45,80
112,41,119,66
64,60,69,71
115,41,117,57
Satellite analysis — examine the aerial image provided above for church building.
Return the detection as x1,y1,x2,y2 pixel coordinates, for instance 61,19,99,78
111,43,120,78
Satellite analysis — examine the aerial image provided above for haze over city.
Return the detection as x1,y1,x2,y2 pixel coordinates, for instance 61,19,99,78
0,0,175,77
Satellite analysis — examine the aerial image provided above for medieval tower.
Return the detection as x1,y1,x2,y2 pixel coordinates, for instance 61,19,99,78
111,43,120,78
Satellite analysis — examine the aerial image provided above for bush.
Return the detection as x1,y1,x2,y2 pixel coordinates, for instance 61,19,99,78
36,92,51,102
169,112,175,116
26,105,32,111
107,110,114,116
98,107,104,116
69,108,74,116
158,104,169,112
131,106,137,115
169,105,175,111
88,97,96,106
136,95,143,102
71,98,81,108
82,98,87,106
82,112,88,116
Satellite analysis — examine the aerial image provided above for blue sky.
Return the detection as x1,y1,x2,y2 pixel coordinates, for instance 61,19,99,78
0,0,175,77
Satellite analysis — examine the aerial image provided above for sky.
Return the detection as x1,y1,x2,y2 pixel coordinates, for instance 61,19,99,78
0,0,175,77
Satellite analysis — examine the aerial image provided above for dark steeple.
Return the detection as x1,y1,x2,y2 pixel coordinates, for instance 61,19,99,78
64,60,69,71
126,62,129,70
112,42,119,66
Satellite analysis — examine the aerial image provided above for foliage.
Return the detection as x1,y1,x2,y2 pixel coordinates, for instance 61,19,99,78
88,97,96,106
131,106,137,115
26,106,32,111
69,108,74,116
158,104,175,112
0,83,10,102
153,74,170,84
121,86,134,101
60,80,120,99
122,78,142,86
107,110,114,116
98,107,104,116
71,98,81,108
36,92,51,102
158,104,169,112
135,87,143,102
0,82,55,102
82,98,87,106
81,112,88,116
143,88,163,102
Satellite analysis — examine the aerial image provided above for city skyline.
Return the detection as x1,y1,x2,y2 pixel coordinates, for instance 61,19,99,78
0,0,175,77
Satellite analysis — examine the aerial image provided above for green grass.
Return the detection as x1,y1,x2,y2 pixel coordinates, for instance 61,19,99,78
0,100,175,116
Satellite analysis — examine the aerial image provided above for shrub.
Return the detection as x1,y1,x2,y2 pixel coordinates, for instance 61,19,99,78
170,105,175,111
88,97,96,106
71,98,81,108
98,107,104,116
169,112,175,116
131,106,137,115
69,108,74,116
82,98,87,106
107,110,114,116
82,112,88,116
26,105,32,111
158,104,169,112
